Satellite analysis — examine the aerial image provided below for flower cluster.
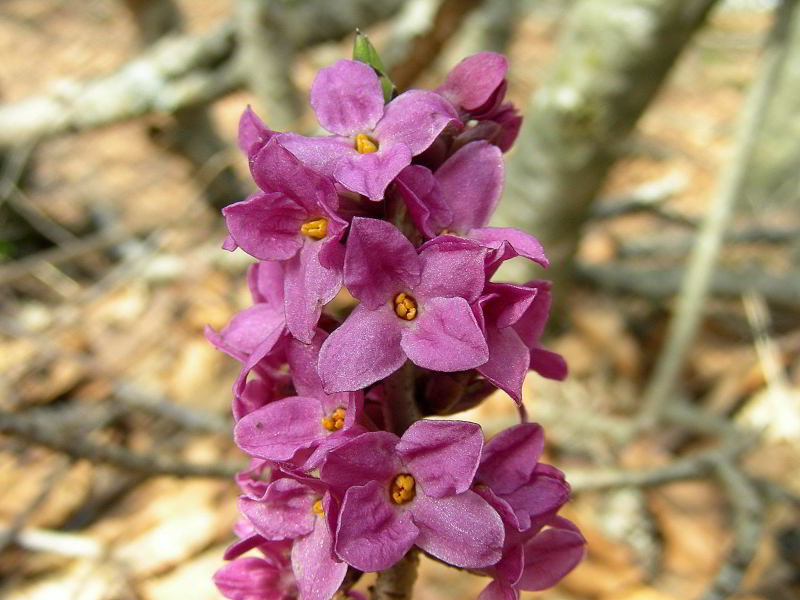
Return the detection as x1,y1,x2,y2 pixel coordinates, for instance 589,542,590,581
210,46,585,600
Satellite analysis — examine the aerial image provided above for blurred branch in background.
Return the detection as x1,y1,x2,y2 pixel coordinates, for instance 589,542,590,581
640,0,798,425
498,0,719,304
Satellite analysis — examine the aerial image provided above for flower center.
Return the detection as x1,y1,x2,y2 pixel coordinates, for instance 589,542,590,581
321,407,346,432
393,292,417,320
355,133,379,154
389,474,416,505
300,218,328,240
312,499,324,516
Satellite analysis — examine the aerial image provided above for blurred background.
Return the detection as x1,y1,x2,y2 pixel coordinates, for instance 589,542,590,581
1,0,799,598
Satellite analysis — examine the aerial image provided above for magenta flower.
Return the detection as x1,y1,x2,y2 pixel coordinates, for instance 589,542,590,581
237,105,275,158
318,217,489,393
278,59,460,201
223,138,347,343
238,475,348,600
395,141,547,274
234,329,365,467
214,555,296,600
320,420,504,572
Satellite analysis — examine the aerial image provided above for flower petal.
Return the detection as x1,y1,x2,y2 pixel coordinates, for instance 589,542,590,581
284,241,343,343
412,490,504,568
518,518,586,591
239,479,317,540
374,90,460,156
250,138,340,213
214,557,286,600
318,304,407,393
310,59,384,136
530,348,568,381
478,326,529,404
504,475,571,531
237,106,275,157
334,144,412,201
248,261,285,306
278,132,354,177
223,192,306,261
415,237,486,303
320,431,400,491
436,141,504,232
468,227,549,271
397,420,483,498
478,423,545,494
401,297,488,372
393,165,451,239
292,517,347,600
436,52,508,112
335,481,419,572
205,303,285,363
234,396,325,462
344,217,421,309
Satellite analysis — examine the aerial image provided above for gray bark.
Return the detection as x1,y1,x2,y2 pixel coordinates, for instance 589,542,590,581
498,0,719,298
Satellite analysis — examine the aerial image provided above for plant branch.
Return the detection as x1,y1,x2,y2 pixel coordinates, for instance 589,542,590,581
370,547,420,600
0,408,243,479
639,0,798,425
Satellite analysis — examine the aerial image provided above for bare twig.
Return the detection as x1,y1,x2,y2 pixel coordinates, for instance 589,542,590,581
700,458,764,600
0,0,408,149
576,263,800,310
235,0,301,130
0,409,243,479
114,382,232,435
0,526,106,558
568,441,750,494
639,0,799,425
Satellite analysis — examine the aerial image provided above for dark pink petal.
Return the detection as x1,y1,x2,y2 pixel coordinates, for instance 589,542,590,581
518,518,586,591
415,237,487,303
394,165,451,239
491,104,523,151
237,106,275,157
478,326,529,403
301,424,368,470
234,378,278,422
530,348,568,381
278,132,354,177
374,90,460,155
474,485,520,532
223,533,266,560
344,217,421,308
234,396,325,461
511,281,551,347
480,282,538,330
291,517,347,600
397,420,483,498
504,475,571,531
214,557,288,600
412,490,504,568
284,241,343,343
334,144,412,201
223,192,306,261
436,141,504,232
436,52,508,112
250,139,340,213
320,431,400,491
239,479,317,540
468,227,549,270
335,481,419,572
401,297,488,372
478,579,518,600
205,303,284,363
478,424,545,493
248,261,285,306
318,304,407,393
310,59,384,136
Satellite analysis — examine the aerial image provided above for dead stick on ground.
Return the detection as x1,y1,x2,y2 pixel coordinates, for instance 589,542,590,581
639,0,798,426
0,409,243,479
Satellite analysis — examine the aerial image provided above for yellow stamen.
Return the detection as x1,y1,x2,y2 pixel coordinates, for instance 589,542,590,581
389,474,416,505
393,292,417,320
355,133,379,154
300,218,328,240
312,499,324,516
321,407,346,432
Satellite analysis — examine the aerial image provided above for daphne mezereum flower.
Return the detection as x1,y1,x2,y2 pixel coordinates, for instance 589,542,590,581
237,474,347,600
318,217,489,393
277,59,460,201
320,420,504,572
395,140,548,275
223,138,346,343
234,329,365,468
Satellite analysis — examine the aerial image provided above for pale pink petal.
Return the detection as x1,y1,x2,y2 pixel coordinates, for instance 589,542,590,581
333,144,412,201
291,517,347,600
310,59,384,136
478,424,545,494
374,90,460,156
